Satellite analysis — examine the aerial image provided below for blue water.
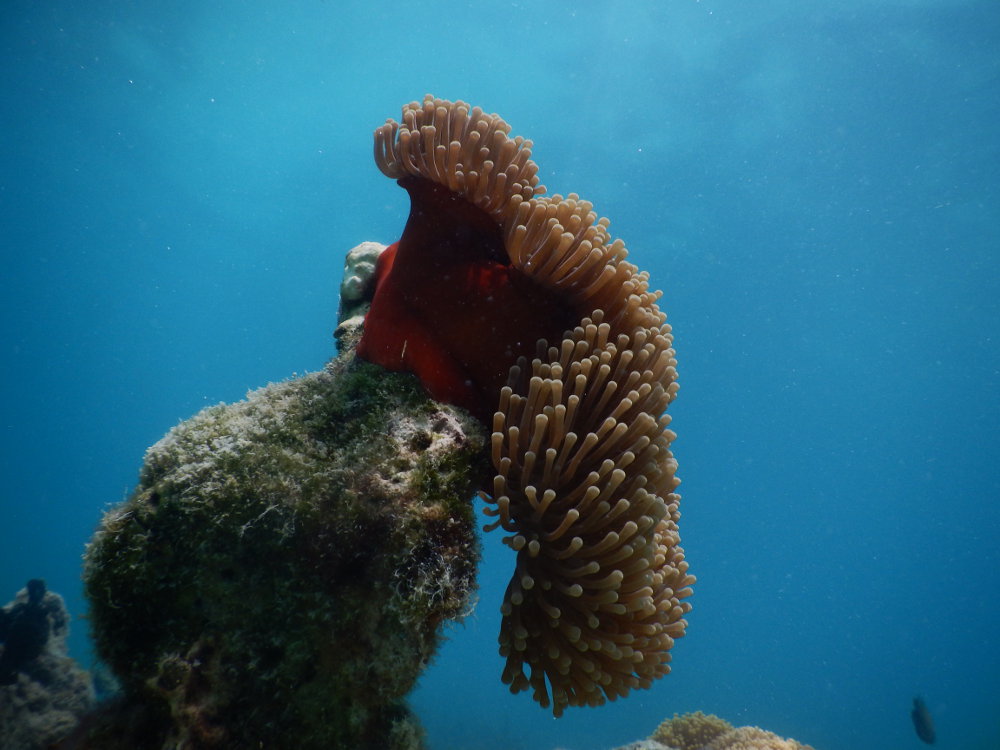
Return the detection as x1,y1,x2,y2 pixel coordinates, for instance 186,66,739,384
2,2,998,748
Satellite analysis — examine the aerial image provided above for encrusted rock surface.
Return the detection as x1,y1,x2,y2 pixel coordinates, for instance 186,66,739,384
82,342,488,749
0,584,94,750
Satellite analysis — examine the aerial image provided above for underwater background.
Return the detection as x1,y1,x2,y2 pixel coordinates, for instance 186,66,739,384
2,1,998,748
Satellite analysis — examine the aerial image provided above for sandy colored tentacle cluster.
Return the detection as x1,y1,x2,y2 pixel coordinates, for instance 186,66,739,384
374,97,664,334
487,313,690,713
374,95,693,716
375,97,544,218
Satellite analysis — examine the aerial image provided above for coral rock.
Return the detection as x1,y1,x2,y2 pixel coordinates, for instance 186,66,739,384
82,342,488,749
0,584,95,750
653,711,733,750
647,713,816,750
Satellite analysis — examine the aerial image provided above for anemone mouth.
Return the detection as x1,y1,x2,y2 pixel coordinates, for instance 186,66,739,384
362,95,693,716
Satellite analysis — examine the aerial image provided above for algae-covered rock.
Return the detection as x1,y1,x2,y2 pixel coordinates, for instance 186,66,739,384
0,582,95,750
82,342,488,749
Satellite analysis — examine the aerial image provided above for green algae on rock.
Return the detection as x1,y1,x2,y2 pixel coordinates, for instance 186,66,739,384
81,245,488,750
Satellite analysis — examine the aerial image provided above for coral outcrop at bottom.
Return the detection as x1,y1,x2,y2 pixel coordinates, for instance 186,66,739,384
609,711,816,750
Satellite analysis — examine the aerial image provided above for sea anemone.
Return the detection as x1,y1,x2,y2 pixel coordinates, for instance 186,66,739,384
359,96,694,716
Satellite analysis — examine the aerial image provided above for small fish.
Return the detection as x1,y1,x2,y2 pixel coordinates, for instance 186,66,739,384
911,696,936,745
